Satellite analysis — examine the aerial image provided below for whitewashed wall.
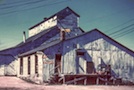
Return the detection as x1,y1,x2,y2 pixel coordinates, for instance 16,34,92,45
0,55,17,76
29,16,57,37
29,13,81,37
23,57,28,76
0,65,4,75
30,55,35,76
17,52,44,83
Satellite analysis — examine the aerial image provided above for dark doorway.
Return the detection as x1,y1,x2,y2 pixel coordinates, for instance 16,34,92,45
28,57,30,75
86,62,94,73
55,54,61,74
35,55,38,74
20,57,23,75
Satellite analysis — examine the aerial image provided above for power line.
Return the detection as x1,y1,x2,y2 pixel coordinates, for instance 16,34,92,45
108,23,134,36
0,0,47,10
105,18,134,33
0,0,36,6
87,6,134,23
0,0,68,16
113,27,134,39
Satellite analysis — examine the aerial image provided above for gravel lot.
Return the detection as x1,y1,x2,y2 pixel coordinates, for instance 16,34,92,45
0,76,133,90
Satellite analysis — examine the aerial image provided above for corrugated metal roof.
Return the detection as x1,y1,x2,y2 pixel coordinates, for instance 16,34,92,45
0,26,60,52
16,26,60,47
19,29,97,57
19,28,134,57
19,39,61,57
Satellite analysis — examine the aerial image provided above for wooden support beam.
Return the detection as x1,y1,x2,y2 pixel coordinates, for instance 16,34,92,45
74,78,77,85
63,76,65,84
105,78,108,85
84,78,87,85
65,77,86,84
96,77,99,85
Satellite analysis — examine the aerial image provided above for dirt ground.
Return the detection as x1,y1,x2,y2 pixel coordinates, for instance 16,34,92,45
0,76,133,90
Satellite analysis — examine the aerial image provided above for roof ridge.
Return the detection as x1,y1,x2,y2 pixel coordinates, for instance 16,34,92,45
65,29,134,55
29,7,80,30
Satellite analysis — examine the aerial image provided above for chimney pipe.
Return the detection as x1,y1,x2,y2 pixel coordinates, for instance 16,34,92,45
23,31,26,43
60,30,65,41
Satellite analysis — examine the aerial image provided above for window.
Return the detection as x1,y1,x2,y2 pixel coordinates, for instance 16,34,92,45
20,57,23,75
28,57,31,75
35,55,38,74
77,51,85,56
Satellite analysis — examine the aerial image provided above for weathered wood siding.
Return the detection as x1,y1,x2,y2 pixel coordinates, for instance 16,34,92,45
42,42,63,81
62,30,134,82
58,13,82,38
43,62,54,81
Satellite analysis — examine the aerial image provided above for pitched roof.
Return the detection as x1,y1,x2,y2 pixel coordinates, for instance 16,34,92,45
19,29,134,57
16,26,60,47
0,26,60,52
65,29,134,56
29,7,80,30
19,39,61,57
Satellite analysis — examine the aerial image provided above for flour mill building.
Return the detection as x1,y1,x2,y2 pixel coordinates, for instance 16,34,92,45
0,7,134,85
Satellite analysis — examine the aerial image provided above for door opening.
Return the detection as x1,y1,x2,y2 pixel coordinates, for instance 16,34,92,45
55,54,61,74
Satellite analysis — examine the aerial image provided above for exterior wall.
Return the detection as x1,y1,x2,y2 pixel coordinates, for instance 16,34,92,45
85,38,134,82
57,13,82,38
36,53,43,83
0,54,17,75
5,60,17,75
17,58,20,77
0,65,4,75
42,43,63,81
29,13,82,38
0,27,60,76
62,46,76,74
23,57,28,76
17,52,44,83
30,55,35,76
43,59,54,81
62,30,134,82
29,16,57,37
58,13,78,30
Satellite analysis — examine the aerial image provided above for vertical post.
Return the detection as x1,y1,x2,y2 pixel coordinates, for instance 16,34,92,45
63,76,65,84
113,78,115,85
84,77,87,85
36,51,44,84
96,77,99,85
23,31,26,43
74,78,77,85
105,78,108,85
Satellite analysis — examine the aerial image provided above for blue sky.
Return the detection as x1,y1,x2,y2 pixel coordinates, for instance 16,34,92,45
0,0,134,50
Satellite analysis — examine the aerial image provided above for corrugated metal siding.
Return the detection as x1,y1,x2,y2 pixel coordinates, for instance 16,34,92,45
43,63,54,81
42,42,63,81
62,30,134,82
